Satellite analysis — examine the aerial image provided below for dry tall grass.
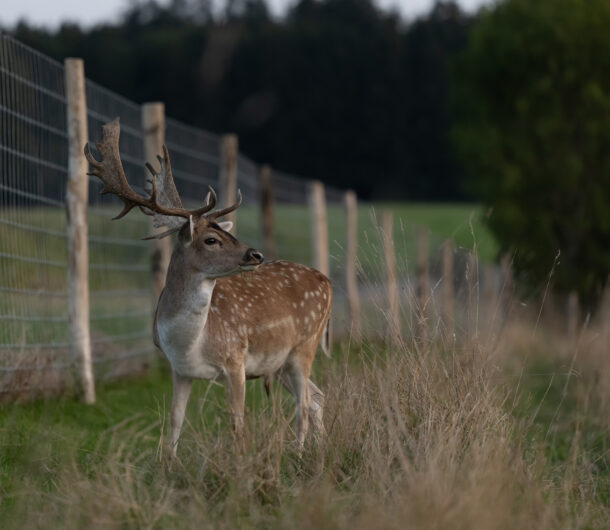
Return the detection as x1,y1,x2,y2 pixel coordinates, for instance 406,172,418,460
4,217,609,528
5,300,609,529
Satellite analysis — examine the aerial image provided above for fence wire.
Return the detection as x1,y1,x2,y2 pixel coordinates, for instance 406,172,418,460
85,79,154,383
0,29,516,401
0,32,357,399
0,34,73,396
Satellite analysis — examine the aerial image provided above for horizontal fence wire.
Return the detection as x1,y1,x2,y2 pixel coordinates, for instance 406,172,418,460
235,152,262,250
165,116,220,204
271,169,313,269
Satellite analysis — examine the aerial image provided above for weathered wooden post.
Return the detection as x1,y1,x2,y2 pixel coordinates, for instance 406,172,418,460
309,180,329,276
567,291,579,345
416,226,429,339
442,239,455,338
65,58,95,404
345,190,361,342
142,102,169,305
500,253,513,320
483,265,497,327
381,211,400,346
260,164,276,260
466,250,478,339
219,134,238,234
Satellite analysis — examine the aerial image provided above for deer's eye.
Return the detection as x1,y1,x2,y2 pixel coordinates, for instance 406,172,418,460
204,238,218,246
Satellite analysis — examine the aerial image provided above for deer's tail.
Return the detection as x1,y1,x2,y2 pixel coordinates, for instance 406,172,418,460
321,319,331,358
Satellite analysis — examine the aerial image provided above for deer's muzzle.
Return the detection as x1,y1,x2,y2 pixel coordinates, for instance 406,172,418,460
240,248,264,269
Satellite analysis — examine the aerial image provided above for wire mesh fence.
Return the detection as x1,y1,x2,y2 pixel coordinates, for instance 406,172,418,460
0,32,513,402
85,79,153,383
0,32,350,399
0,34,73,396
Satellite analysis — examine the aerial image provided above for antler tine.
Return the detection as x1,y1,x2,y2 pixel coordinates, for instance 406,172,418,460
191,186,217,216
207,189,243,220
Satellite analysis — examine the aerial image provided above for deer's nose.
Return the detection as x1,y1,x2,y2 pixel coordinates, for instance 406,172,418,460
244,248,264,264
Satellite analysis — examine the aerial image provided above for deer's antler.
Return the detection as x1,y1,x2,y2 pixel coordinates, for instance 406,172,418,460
85,118,243,234
207,189,243,220
84,118,217,223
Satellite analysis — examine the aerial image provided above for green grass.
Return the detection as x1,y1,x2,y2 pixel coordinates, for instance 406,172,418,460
364,202,496,261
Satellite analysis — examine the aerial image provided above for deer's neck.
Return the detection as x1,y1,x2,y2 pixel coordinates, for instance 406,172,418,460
156,249,220,378
158,249,216,325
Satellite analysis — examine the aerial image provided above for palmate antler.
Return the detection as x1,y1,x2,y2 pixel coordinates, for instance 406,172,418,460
84,118,243,238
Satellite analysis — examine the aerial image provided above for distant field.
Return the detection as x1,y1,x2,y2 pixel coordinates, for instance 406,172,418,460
273,201,496,282
0,201,495,292
363,202,496,261
0,201,495,352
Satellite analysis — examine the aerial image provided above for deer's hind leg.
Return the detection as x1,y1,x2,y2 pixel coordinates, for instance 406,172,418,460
278,346,321,451
224,363,246,440
307,379,326,440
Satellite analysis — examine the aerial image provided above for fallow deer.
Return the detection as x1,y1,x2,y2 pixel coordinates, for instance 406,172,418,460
85,118,332,454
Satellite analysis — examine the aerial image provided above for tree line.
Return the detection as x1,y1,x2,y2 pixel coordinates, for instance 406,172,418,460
9,0,472,201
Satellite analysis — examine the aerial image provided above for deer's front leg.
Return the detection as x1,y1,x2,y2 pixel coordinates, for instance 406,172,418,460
169,370,192,457
224,364,246,439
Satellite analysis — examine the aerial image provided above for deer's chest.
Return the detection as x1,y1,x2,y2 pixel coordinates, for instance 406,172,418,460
157,313,221,379
156,282,221,380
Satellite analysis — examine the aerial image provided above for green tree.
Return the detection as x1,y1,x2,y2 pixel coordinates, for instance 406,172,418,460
452,0,610,310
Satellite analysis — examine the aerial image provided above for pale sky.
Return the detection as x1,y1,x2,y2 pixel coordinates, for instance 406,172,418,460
1,0,493,29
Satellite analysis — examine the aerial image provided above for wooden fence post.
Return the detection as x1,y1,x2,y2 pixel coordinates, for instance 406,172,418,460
345,190,361,342
381,211,400,345
309,180,329,276
219,134,238,234
416,226,429,339
500,253,513,320
442,240,455,338
260,164,276,260
466,250,478,339
483,264,497,332
567,290,579,345
65,58,95,404
482,265,496,306
141,102,169,306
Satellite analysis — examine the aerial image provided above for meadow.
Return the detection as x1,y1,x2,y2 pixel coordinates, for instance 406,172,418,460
5,202,606,528
0,299,609,528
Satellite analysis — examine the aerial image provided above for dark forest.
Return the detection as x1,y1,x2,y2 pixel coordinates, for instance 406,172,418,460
7,0,473,200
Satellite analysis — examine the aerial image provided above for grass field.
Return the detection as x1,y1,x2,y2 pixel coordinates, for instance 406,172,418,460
7,201,587,528
1,296,609,528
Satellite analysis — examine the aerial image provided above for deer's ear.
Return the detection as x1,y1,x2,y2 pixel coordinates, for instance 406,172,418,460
179,216,195,247
218,221,233,232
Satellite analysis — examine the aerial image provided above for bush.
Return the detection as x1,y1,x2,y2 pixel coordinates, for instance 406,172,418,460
452,0,610,310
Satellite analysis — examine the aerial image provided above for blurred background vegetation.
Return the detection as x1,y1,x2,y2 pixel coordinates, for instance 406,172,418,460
4,0,610,309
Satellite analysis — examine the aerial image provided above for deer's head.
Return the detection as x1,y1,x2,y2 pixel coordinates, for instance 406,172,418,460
176,215,263,278
85,118,264,278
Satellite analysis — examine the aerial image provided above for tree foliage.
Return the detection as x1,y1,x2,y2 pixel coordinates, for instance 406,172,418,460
452,0,610,309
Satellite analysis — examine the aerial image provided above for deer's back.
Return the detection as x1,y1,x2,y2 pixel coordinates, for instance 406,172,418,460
206,260,332,372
